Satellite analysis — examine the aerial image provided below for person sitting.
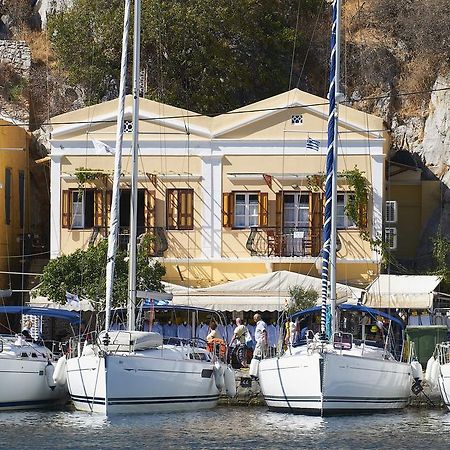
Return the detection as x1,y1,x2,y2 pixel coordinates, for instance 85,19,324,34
206,322,226,360
21,319,33,341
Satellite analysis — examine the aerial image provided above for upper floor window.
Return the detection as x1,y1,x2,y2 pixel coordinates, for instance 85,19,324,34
283,193,309,229
62,190,94,229
222,192,268,229
166,189,194,230
337,193,356,229
385,200,398,223
4,168,11,225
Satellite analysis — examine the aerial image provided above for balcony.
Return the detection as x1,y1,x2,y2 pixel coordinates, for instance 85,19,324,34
89,226,168,257
246,226,322,258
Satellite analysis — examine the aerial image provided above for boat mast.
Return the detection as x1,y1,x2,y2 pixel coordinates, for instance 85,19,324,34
105,0,131,333
127,0,141,332
321,0,342,338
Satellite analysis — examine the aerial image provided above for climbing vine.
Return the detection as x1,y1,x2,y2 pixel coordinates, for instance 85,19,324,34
74,167,105,185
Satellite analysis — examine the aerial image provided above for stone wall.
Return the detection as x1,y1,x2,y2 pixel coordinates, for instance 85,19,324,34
0,40,31,77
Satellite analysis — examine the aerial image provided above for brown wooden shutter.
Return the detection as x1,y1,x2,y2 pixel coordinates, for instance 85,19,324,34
94,190,104,227
166,189,177,230
258,192,268,227
275,191,283,232
62,190,71,228
222,192,234,228
311,192,323,256
178,189,194,230
105,190,112,227
359,202,368,229
144,189,156,229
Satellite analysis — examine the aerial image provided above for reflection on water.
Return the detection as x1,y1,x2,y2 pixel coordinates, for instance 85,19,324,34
0,406,450,449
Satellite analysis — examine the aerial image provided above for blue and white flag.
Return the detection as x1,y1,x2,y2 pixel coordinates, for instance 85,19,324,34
92,139,115,155
143,298,170,307
306,137,320,151
66,291,80,307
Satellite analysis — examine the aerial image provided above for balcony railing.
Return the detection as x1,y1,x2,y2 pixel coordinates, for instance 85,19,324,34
89,226,168,257
246,226,322,257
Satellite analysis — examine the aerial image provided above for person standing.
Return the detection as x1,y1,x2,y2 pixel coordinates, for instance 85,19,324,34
250,313,267,380
231,318,248,368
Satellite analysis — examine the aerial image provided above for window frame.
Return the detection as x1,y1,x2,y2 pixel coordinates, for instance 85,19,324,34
385,227,397,250
233,192,260,229
385,200,398,223
336,192,357,230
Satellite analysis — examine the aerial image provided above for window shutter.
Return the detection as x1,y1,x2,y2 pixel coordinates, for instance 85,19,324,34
258,192,268,227
385,200,397,223
62,190,71,228
359,202,368,229
94,190,104,227
166,189,177,230
222,192,234,228
144,189,156,229
105,190,112,227
179,189,194,230
385,227,397,250
275,191,283,231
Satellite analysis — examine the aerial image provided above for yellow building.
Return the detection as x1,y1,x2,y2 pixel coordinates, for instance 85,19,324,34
0,115,30,294
386,150,441,266
49,89,388,288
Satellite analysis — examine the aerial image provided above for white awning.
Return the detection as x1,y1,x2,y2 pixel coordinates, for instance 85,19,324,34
168,271,363,312
172,295,287,312
364,275,442,309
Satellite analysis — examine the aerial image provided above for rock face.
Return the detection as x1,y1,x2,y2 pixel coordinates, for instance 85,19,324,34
417,75,450,190
0,40,31,77
410,74,450,263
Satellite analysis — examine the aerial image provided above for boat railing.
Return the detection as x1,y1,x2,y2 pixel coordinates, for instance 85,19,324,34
435,342,450,365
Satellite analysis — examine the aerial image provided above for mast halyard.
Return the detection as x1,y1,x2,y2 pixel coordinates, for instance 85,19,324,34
105,0,131,333
321,0,342,338
127,0,141,332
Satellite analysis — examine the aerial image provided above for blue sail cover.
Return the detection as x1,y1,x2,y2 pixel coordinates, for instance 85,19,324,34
291,303,404,329
0,306,80,324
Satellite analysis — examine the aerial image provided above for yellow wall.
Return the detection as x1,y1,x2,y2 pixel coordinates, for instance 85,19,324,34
388,180,441,259
0,120,30,289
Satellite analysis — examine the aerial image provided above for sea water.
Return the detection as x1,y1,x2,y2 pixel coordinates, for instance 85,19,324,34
0,406,449,449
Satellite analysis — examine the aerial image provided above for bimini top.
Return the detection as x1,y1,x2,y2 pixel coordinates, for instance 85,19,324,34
112,304,226,317
291,303,404,328
0,306,80,324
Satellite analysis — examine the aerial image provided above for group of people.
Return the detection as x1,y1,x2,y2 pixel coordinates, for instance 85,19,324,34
229,314,268,370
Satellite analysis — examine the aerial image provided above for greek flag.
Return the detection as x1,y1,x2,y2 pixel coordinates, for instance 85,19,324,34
92,139,114,155
66,291,80,307
306,137,320,151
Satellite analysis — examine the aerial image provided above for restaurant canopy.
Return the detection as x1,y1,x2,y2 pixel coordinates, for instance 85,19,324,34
364,275,442,309
169,271,363,312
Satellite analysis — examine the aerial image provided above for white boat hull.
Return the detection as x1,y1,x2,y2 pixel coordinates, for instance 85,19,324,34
0,353,67,410
438,362,450,409
66,347,223,414
259,346,412,415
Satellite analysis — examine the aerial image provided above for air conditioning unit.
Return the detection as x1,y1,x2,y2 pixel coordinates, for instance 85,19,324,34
385,200,398,223
385,227,397,250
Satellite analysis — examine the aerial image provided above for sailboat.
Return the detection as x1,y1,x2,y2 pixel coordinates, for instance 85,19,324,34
258,0,412,415
64,0,234,415
0,306,78,410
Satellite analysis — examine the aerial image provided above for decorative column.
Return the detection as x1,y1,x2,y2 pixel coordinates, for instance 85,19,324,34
200,154,223,259
371,154,384,260
50,154,61,259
